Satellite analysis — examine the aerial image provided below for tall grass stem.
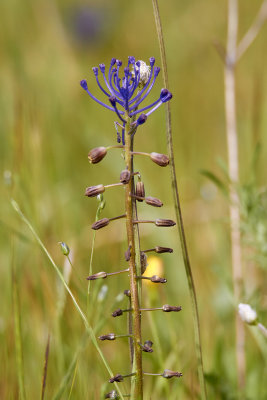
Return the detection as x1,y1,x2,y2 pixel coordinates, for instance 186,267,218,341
151,1,207,398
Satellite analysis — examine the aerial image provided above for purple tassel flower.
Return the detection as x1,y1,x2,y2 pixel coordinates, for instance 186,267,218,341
80,57,172,144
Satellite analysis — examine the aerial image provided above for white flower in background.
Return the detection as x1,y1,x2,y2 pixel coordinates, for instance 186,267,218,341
97,285,108,302
238,303,258,325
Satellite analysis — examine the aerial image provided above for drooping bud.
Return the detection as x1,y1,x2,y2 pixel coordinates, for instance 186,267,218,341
99,333,116,341
155,246,173,254
150,275,167,283
85,184,105,197
162,369,183,379
145,196,163,207
155,219,176,227
112,309,123,317
124,289,131,297
144,340,153,350
88,147,107,164
136,181,145,201
109,374,124,383
59,242,70,256
141,252,148,274
150,152,169,167
86,271,107,280
136,113,147,126
162,304,182,312
105,390,119,399
91,218,110,230
120,169,131,184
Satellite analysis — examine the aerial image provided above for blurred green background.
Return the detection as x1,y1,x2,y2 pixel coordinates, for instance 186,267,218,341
1,0,267,398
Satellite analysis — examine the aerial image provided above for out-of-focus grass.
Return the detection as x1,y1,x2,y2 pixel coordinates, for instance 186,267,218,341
0,0,267,398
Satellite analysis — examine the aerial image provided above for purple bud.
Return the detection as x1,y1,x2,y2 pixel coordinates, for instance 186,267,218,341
161,90,173,103
80,79,88,90
109,96,117,107
116,60,122,67
154,67,160,77
136,61,141,67
136,113,147,126
99,63,105,73
160,88,169,99
124,67,130,75
149,57,155,66
128,56,135,64
110,58,116,66
92,67,98,76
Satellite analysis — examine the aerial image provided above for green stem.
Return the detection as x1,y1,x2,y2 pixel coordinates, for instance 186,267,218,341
152,1,207,399
124,115,143,400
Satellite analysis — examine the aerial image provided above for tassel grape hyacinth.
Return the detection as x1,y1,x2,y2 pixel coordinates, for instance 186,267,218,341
81,57,182,399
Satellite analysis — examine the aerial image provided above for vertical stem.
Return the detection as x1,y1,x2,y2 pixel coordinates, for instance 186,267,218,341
151,1,207,399
124,114,143,400
225,0,245,392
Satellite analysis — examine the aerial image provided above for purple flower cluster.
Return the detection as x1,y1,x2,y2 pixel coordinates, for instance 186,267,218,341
80,57,172,143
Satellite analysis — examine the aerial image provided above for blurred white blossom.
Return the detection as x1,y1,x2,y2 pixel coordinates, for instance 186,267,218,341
238,303,258,325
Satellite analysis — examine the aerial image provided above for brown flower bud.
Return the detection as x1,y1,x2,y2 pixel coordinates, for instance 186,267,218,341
109,374,124,383
142,340,153,353
124,289,131,297
135,181,145,201
150,275,167,283
105,390,119,399
91,218,109,230
112,308,123,317
162,304,182,312
155,246,173,253
99,333,116,341
86,271,107,280
150,152,169,167
140,252,147,274
155,219,176,227
88,147,107,164
85,184,105,197
162,369,183,379
120,169,131,184
145,196,163,207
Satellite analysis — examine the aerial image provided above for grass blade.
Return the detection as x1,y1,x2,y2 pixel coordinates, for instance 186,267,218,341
41,334,50,400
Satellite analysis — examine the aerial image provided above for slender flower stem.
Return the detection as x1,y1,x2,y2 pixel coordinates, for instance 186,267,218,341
124,114,143,400
152,1,207,399
109,214,126,222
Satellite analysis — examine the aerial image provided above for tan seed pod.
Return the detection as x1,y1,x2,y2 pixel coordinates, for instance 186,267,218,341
145,196,163,207
136,181,145,201
120,169,131,184
162,369,183,379
99,333,116,341
150,275,167,283
86,271,107,280
155,246,173,253
91,218,110,230
162,304,182,312
88,147,107,164
150,152,169,167
155,219,176,227
140,252,148,274
85,184,105,197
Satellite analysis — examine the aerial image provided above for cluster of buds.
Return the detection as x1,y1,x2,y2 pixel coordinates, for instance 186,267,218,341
81,56,182,397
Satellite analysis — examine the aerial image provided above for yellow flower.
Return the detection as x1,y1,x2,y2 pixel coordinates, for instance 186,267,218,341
143,256,164,287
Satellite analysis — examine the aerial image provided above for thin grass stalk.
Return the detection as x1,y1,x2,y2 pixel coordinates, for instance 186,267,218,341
124,115,143,400
11,199,125,400
151,1,207,398
41,334,50,400
225,0,245,391
12,245,27,400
